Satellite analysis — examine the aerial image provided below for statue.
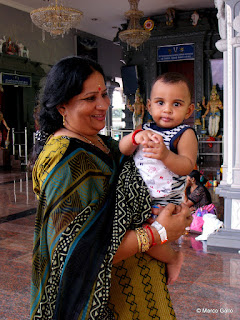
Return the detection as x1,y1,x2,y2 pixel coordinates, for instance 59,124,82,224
0,111,10,149
2,37,19,55
191,11,200,27
127,88,145,128
194,102,202,125
214,0,227,40
0,36,6,53
18,42,29,58
202,86,223,137
165,8,176,26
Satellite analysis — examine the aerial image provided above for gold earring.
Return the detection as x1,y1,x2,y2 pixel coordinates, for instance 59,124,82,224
63,115,65,126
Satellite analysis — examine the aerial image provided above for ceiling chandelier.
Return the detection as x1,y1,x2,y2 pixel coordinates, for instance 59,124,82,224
119,0,150,49
30,0,83,39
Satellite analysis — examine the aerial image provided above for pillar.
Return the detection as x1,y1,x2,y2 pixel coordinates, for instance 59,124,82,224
207,0,240,249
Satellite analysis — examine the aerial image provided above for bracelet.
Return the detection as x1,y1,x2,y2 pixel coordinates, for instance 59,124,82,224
132,129,143,145
151,221,168,244
135,227,150,252
144,225,157,246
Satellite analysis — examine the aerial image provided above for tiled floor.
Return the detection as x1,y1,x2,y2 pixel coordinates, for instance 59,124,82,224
0,169,239,320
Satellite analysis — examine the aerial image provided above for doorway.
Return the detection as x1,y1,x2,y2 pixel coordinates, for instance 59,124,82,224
1,86,24,131
158,60,195,126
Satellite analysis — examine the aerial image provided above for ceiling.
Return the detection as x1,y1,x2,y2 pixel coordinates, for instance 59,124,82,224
0,0,215,41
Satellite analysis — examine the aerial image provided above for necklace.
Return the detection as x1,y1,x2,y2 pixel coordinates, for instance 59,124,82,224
64,129,110,154
80,133,110,154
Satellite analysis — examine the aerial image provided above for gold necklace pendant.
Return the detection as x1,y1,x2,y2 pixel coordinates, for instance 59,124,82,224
77,132,110,154
63,128,110,154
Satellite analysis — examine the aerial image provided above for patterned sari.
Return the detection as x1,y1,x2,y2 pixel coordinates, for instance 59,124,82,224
31,135,176,320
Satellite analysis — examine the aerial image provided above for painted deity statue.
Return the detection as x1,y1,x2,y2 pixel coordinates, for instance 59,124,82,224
194,102,202,125
202,86,223,137
191,11,200,27
127,88,145,129
0,111,10,148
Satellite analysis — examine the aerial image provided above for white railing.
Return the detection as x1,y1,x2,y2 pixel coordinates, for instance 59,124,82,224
109,128,132,140
12,127,28,166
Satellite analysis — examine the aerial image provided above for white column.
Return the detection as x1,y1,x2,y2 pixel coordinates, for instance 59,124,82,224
232,13,240,188
221,51,228,185
208,0,240,248
215,0,228,185
226,3,234,185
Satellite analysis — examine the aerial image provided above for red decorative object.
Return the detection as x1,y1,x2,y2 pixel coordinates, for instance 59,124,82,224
144,19,154,31
207,136,215,148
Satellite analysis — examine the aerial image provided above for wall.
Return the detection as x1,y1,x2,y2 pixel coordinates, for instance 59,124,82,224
0,3,122,76
0,3,123,151
0,4,74,67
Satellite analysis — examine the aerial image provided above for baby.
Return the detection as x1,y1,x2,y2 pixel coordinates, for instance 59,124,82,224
119,72,198,284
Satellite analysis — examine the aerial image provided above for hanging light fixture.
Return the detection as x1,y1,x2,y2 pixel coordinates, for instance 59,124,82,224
30,0,83,39
119,0,150,49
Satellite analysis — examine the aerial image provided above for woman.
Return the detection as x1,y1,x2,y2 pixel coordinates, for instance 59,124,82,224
30,56,192,320
185,170,212,211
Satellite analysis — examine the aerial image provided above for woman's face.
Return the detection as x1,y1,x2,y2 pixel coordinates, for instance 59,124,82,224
61,71,110,136
186,176,194,186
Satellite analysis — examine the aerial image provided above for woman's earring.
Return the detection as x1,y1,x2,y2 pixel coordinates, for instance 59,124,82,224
63,115,65,126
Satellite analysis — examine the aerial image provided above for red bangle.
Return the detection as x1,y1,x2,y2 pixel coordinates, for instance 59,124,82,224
144,225,157,246
132,129,143,145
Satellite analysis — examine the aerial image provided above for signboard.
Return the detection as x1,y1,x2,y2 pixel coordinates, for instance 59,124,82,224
157,43,194,62
0,73,32,87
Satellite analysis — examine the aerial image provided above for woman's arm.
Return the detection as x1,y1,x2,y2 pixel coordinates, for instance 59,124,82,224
184,198,195,208
113,203,192,264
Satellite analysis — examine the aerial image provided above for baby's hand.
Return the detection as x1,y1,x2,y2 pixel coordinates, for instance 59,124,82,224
146,205,164,224
142,135,169,161
135,130,161,146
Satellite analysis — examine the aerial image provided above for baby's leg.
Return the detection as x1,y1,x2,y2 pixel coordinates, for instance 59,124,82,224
166,249,183,285
147,242,183,285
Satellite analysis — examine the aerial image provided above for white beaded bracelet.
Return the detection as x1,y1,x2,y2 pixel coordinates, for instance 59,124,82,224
151,221,168,244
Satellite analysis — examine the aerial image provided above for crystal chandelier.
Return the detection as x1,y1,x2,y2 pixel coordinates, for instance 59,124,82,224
119,0,150,49
30,0,83,39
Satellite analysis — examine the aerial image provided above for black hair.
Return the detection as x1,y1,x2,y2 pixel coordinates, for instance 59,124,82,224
29,56,105,167
188,170,212,204
188,169,201,183
152,72,193,102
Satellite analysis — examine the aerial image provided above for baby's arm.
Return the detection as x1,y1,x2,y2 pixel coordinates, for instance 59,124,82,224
119,127,161,156
143,129,198,176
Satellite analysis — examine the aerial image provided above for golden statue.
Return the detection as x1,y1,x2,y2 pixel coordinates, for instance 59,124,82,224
127,88,145,128
0,111,10,149
202,85,223,137
194,102,202,126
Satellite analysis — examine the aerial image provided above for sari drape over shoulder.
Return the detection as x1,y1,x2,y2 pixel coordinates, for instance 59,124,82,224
31,135,175,320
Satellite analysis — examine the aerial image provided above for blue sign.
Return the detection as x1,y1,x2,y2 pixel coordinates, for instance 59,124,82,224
157,44,194,62
0,73,31,87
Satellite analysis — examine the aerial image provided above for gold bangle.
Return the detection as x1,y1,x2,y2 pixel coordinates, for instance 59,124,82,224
135,227,150,252
135,228,142,252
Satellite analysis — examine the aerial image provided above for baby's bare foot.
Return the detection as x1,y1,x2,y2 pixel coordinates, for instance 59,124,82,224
166,251,184,285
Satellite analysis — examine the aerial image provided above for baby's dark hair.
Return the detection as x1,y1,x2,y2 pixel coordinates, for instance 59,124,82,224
152,72,193,102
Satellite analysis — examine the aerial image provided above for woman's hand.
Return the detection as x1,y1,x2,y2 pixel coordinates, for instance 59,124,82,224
154,203,192,242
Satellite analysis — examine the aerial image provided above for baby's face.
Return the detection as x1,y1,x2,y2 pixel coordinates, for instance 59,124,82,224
147,80,194,129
